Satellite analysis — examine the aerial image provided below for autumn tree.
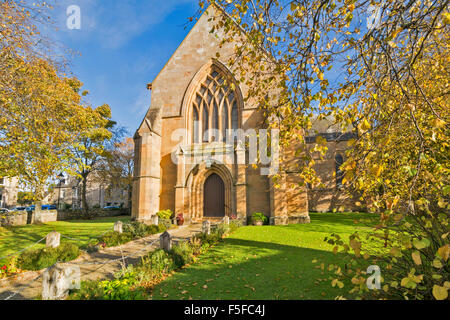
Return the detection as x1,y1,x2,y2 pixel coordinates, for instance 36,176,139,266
206,0,449,299
0,1,108,209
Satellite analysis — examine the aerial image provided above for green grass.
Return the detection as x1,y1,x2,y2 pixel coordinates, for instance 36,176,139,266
0,216,131,263
151,212,381,300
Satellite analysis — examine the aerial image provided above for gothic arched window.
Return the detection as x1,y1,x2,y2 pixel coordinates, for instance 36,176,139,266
191,67,240,144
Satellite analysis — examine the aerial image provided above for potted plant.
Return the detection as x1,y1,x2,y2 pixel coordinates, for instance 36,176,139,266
251,212,268,226
176,213,185,226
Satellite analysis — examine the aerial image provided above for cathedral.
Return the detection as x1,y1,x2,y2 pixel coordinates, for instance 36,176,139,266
132,5,356,225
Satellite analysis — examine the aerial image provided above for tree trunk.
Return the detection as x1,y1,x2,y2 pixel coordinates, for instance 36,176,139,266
81,175,90,219
127,183,132,215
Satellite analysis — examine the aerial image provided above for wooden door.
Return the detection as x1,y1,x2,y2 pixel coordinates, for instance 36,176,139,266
203,173,225,217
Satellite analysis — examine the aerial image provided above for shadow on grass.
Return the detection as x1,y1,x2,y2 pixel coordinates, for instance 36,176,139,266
151,237,361,300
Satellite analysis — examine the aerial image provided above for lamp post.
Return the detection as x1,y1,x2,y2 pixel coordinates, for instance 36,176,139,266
57,173,64,210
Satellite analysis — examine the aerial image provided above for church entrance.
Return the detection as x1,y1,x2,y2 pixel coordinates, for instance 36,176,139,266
203,173,225,218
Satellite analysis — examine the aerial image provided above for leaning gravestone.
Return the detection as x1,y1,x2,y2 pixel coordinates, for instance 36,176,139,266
202,220,211,235
46,231,60,248
42,263,80,300
114,221,123,234
160,231,172,251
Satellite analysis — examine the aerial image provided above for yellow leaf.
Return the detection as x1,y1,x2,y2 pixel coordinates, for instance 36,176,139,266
437,244,449,261
432,259,443,269
411,251,422,265
432,285,448,300
358,118,371,133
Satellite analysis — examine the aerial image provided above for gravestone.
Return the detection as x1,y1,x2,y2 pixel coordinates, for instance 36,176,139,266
42,264,80,300
223,216,230,226
152,215,159,226
160,231,172,251
114,221,123,234
46,231,60,248
202,220,211,235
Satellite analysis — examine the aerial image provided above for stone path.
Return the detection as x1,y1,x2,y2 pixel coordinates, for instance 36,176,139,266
0,224,203,300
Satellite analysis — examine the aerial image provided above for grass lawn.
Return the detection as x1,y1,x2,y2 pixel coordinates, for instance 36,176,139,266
0,216,131,263
151,212,381,300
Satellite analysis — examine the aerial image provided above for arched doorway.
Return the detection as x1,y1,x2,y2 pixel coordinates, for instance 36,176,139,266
203,173,225,217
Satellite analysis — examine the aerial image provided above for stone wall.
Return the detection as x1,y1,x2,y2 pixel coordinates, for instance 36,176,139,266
34,211,58,224
57,209,129,221
0,212,28,226
0,209,129,227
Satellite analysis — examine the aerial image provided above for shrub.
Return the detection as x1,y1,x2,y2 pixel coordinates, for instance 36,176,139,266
88,223,167,251
156,209,173,220
98,231,133,247
69,281,105,300
229,221,241,233
17,243,80,271
194,231,222,247
70,273,147,300
148,224,167,234
123,221,150,239
159,218,172,230
190,237,203,256
169,241,195,268
140,249,175,276
123,221,167,239
215,223,230,238
251,212,268,224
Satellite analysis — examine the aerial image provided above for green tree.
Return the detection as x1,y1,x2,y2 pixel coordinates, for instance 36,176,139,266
70,104,115,218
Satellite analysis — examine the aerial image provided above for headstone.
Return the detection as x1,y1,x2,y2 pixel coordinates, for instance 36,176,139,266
223,216,230,226
46,231,60,248
114,221,123,234
152,215,159,226
160,231,172,251
42,264,80,300
202,220,211,235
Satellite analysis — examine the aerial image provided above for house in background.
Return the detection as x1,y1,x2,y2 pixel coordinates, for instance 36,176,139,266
305,117,359,213
47,175,129,210
0,177,18,208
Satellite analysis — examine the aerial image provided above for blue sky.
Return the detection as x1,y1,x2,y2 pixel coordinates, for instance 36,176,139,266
48,0,199,135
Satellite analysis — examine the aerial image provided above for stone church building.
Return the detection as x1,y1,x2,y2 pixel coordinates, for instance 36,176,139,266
132,5,355,225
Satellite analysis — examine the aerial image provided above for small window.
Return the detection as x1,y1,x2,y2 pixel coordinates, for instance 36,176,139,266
193,107,199,143
212,101,219,131
203,107,209,142
231,102,238,130
222,104,229,141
